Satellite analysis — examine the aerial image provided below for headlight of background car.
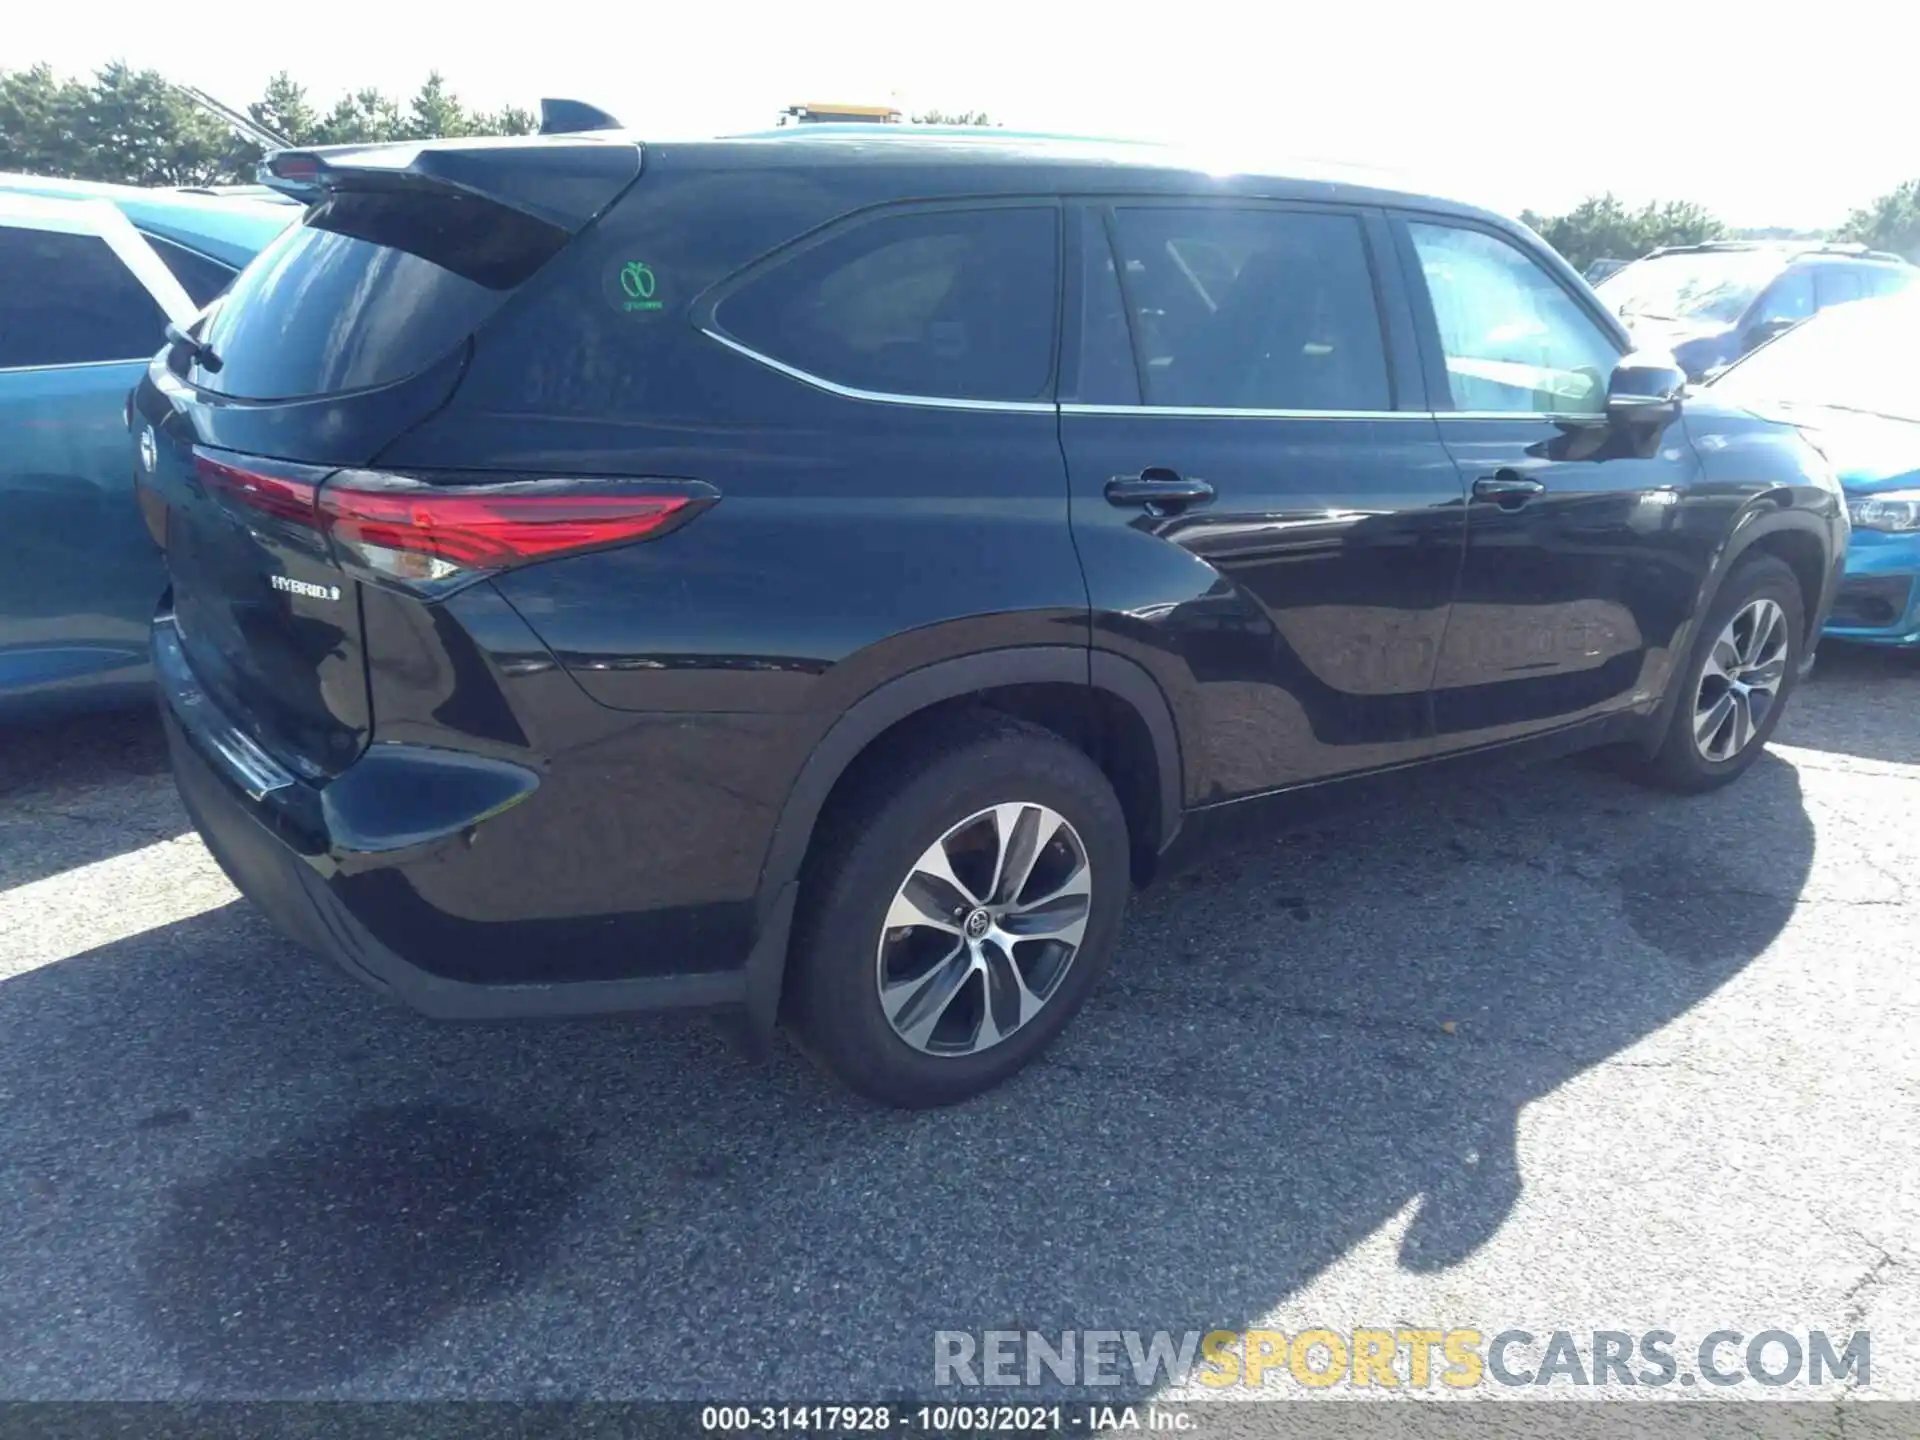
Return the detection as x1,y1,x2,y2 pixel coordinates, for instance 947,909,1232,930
1847,491,1920,532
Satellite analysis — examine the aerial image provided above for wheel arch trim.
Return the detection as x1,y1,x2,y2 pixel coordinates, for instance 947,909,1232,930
1643,503,1838,749
743,646,1183,1034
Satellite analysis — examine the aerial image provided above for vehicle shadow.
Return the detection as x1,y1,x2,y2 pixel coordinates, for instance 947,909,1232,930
0,705,185,889
1778,641,1920,766
0,749,1815,1398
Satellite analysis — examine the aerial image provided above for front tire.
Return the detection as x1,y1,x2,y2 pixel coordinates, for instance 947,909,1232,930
788,714,1130,1108
1621,553,1805,793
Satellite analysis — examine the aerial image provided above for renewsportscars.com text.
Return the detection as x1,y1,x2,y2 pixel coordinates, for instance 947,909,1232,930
934,1328,1870,1390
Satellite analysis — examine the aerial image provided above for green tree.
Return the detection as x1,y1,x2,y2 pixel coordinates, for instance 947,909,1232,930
312,87,407,146
911,109,998,127
33,62,255,185
404,72,472,140
0,64,85,176
1519,193,1725,273
1836,179,1920,261
474,103,537,137
1,63,539,183
249,71,320,147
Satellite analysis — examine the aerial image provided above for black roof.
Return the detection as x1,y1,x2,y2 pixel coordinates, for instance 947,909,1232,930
649,128,1515,228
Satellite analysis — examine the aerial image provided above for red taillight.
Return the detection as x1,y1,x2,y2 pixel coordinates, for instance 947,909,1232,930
268,153,322,183
322,475,710,590
191,450,711,593
195,453,321,524
323,487,690,571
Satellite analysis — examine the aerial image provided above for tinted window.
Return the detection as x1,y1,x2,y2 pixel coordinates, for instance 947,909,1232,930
716,206,1059,401
1813,266,1864,309
0,226,168,369
1105,207,1390,410
198,190,568,400
138,232,237,309
1409,222,1618,414
1752,268,1815,325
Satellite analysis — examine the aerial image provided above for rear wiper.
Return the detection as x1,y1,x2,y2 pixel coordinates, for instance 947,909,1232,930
165,322,223,374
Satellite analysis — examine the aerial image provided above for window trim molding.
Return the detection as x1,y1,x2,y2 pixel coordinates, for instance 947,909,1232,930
0,356,152,376
692,338,1602,424
699,327,1057,413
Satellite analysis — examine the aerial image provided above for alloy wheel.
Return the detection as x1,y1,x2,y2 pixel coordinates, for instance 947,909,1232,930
1692,597,1790,763
875,803,1092,1057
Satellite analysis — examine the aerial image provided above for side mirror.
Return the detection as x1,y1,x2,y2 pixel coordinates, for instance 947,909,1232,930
1606,351,1687,425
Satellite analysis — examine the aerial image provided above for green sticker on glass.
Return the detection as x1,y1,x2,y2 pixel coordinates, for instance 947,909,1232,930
616,260,662,312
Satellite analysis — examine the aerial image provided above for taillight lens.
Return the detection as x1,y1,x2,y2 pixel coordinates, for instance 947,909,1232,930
195,453,324,524
192,449,714,594
321,478,699,586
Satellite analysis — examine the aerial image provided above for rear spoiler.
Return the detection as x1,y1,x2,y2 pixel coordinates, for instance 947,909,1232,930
258,101,637,229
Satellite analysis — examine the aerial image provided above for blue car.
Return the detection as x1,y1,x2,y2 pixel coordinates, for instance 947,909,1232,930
1598,241,1916,382
1708,291,1920,646
0,177,293,721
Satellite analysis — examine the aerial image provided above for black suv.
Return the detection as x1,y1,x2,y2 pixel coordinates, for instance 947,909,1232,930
133,129,1846,1107
1596,240,1915,380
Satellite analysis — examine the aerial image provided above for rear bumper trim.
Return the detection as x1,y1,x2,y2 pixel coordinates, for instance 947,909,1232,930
165,705,751,1018
154,614,294,801
157,612,753,1019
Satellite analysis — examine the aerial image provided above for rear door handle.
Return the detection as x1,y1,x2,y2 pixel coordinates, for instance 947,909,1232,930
1105,469,1216,516
1472,471,1546,507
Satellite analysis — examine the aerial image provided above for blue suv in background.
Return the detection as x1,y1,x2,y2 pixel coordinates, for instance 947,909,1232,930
1596,240,1915,380
0,176,293,722
1709,290,1920,647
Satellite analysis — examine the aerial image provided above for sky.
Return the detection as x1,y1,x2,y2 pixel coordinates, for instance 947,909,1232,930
11,0,1910,231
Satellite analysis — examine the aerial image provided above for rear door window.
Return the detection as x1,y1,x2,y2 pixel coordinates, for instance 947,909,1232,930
196,189,569,400
0,225,169,369
138,232,237,309
714,206,1060,402
1103,206,1391,411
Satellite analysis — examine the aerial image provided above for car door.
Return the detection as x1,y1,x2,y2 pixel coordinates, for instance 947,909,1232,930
1394,215,1713,752
0,198,194,710
1061,200,1465,805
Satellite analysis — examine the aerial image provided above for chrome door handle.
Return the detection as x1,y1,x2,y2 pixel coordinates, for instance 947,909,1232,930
1105,469,1216,517
1472,472,1546,507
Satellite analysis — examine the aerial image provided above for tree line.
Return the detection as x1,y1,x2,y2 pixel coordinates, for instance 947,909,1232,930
3,63,1914,265
1519,192,1919,271
0,64,535,188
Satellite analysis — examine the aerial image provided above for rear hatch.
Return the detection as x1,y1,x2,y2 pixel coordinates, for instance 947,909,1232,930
139,136,642,779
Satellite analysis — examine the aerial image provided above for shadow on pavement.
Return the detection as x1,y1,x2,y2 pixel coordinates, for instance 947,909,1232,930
0,706,168,799
0,706,185,889
0,749,1816,1398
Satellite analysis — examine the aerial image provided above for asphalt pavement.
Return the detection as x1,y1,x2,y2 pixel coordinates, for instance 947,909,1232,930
0,645,1915,1405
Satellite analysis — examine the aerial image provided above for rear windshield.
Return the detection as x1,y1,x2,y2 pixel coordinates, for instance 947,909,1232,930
195,189,567,400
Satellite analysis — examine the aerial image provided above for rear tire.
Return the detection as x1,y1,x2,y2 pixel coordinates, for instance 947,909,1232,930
1617,554,1805,794
787,713,1131,1108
